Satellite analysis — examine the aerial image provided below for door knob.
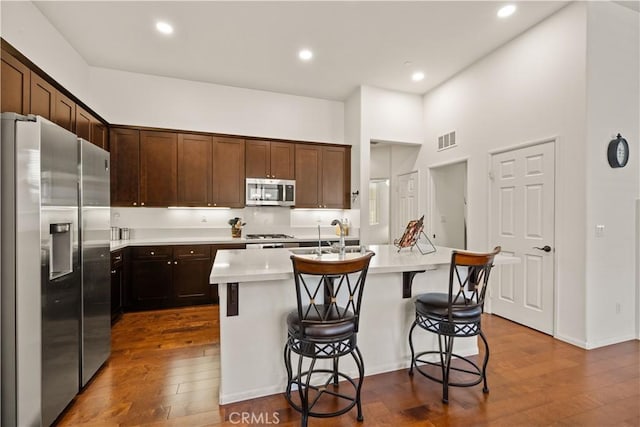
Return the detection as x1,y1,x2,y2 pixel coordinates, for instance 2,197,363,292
533,245,552,253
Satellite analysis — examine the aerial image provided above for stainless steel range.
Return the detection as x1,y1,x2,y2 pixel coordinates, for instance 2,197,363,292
246,233,295,240
245,233,297,249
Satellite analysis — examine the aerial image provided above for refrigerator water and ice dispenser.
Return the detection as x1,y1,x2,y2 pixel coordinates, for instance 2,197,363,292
49,222,73,280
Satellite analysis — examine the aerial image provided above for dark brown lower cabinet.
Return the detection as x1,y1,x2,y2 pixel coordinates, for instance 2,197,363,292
125,244,240,311
130,246,173,310
110,249,126,323
173,245,212,306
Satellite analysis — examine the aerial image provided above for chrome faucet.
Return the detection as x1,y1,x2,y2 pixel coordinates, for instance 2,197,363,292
331,219,346,255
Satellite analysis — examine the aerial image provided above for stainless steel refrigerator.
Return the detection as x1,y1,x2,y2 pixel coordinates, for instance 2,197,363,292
1,114,111,426
78,139,111,388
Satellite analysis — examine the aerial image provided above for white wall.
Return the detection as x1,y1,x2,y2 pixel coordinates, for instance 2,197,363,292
88,67,344,144
420,3,589,345
584,1,640,347
1,1,91,102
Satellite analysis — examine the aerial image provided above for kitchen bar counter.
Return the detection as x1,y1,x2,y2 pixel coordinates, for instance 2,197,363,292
210,245,518,404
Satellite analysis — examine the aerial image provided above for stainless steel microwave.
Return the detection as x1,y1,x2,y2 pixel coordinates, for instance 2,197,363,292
246,178,295,206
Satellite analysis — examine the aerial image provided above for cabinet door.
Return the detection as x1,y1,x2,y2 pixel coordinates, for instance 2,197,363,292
110,250,124,323
270,141,295,180
92,121,108,150
173,257,212,306
130,259,173,309
322,146,350,209
140,131,178,207
212,137,245,208
54,90,76,132
75,105,92,141
30,73,55,120
295,144,322,208
245,140,270,178
110,128,140,206
177,133,212,206
1,49,30,114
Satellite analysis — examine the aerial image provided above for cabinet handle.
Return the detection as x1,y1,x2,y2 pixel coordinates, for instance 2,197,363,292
150,251,155,255
207,203,211,206
114,255,122,261
174,261,178,265
167,261,171,265
266,174,270,178
111,270,116,274
214,203,217,207
141,202,145,206
133,202,137,206
190,250,194,254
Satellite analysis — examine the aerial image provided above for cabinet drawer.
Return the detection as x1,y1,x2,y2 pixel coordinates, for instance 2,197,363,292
111,249,124,267
174,245,210,259
132,246,172,260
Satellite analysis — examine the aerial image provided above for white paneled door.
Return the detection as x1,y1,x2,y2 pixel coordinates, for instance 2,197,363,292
397,171,419,239
490,141,555,334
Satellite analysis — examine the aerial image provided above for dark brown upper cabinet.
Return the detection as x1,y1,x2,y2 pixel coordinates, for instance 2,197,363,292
54,90,76,132
110,128,140,206
177,133,212,207
295,144,350,209
1,48,30,114
212,136,245,208
77,104,109,150
321,145,350,209
92,121,108,150
30,72,55,120
140,131,178,207
245,140,295,180
75,104,92,141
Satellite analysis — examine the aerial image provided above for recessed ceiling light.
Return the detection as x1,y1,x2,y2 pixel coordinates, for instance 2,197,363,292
497,4,516,18
298,49,313,61
156,21,174,35
412,71,425,82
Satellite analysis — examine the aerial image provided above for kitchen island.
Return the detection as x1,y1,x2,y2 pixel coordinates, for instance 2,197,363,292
210,245,518,404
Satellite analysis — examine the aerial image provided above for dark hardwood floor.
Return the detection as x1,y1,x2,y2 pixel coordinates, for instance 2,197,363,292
56,305,640,426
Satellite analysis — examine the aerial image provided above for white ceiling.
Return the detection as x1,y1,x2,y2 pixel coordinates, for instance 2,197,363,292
33,1,569,101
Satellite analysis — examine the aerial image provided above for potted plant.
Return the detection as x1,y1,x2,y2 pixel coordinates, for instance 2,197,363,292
228,217,246,238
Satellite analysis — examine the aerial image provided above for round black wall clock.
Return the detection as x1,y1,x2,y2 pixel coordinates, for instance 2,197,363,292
607,133,629,168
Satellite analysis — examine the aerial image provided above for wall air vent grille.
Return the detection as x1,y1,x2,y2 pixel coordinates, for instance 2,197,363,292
437,131,457,151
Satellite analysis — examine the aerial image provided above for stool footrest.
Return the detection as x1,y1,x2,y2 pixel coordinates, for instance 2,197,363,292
284,368,360,418
411,350,484,388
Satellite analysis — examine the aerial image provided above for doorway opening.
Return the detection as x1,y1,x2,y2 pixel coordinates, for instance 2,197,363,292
429,161,467,249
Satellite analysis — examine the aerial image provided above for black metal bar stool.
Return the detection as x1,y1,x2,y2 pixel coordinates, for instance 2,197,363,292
408,247,500,403
284,252,374,427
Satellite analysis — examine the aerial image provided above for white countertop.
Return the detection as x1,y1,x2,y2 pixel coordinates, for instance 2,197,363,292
210,245,519,284
109,234,359,251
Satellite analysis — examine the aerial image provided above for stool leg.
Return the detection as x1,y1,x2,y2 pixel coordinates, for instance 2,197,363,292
479,330,490,393
332,356,339,386
353,345,365,422
408,319,418,376
284,343,292,396
296,354,308,427
440,334,455,404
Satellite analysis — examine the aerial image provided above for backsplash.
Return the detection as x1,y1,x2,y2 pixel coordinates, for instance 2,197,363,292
111,207,360,240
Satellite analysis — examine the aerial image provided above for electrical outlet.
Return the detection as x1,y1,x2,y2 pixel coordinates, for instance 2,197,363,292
201,216,207,223
595,225,605,237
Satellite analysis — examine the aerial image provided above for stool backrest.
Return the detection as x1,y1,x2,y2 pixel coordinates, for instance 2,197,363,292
290,252,375,333
448,246,501,319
